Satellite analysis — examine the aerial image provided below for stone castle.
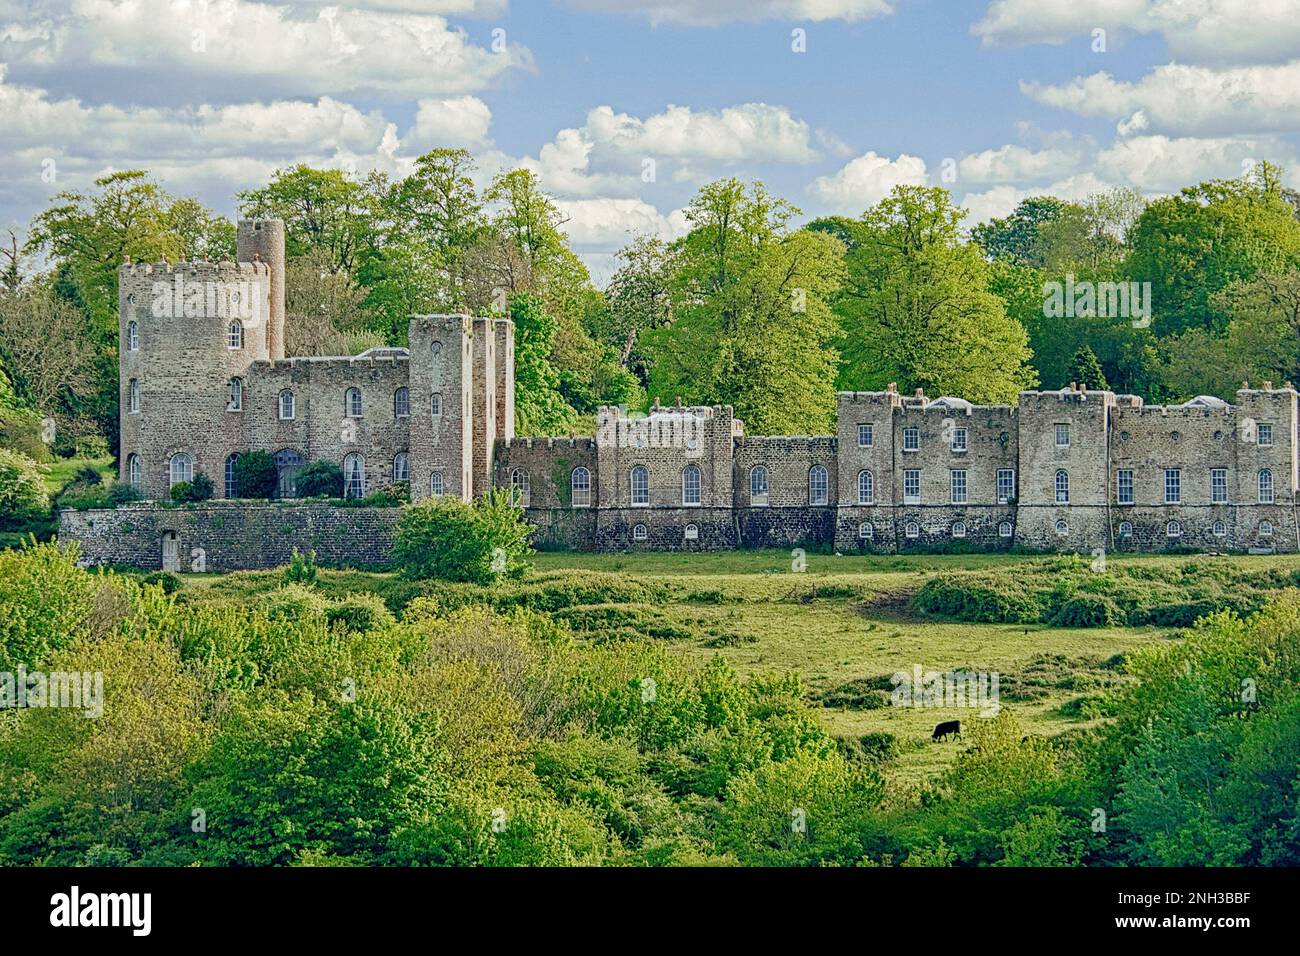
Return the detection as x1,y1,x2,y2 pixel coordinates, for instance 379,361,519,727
74,217,1300,566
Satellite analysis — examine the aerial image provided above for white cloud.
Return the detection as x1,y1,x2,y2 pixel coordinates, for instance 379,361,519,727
0,0,531,98
562,0,893,26
405,96,493,149
975,0,1300,63
806,151,928,212
584,103,820,164
1023,61,1300,137
557,198,688,246
958,143,1084,183
1095,134,1295,191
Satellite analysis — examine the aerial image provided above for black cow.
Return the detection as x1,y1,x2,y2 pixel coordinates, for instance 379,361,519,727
931,719,961,741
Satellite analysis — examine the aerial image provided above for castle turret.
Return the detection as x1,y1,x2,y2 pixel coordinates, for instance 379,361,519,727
236,219,286,361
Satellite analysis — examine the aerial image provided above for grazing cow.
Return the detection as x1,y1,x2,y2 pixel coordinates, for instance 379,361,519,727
932,719,961,741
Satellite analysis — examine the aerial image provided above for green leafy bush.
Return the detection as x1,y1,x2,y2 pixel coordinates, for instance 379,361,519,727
282,548,319,585
393,488,533,584
0,448,49,520
169,473,215,503
296,460,344,498
233,451,279,499
141,571,184,594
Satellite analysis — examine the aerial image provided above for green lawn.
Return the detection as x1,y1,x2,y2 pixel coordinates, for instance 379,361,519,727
38,455,115,496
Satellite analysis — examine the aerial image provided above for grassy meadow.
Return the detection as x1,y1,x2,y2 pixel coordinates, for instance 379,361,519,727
175,547,1300,790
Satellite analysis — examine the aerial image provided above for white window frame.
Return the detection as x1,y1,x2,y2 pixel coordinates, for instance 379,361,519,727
903,469,921,505
951,427,967,453
511,469,531,507
1259,469,1274,504
904,522,920,539
632,523,648,542
998,521,1013,538
903,427,919,452
1164,468,1181,505
279,390,295,420
1166,520,1182,538
1055,470,1069,504
431,393,442,417
1117,469,1133,505
225,453,238,499
997,469,1015,504
345,387,363,419
227,320,243,350
393,452,410,483
808,465,828,506
952,521,967,538
343,454,365,499
228,377,243,412
630,465,650,506
1119,521,1133,538
1055,423,1070,448
858,522,874,540
571,467,591,508
749,466,768,506
127,320,138,352
857,423,873,448
429,471,444,498
127,454,141,490
1260,520,1274,537
950,469,967,505
682,464,702,506
128,378,140,413
169,452,193,488
857,469,874,506
1258,423,1274,447
1211,468,1228,504
1055,519,1069,536
394,387,410,419
1213,520,1227,537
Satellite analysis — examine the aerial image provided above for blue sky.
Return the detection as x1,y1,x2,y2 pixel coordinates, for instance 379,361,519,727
2,0,1298,282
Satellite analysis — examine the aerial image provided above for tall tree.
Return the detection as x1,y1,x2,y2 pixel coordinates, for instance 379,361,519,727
818,185,1037,403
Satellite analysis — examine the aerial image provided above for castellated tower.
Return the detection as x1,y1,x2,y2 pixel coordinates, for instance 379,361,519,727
236,219,286,361
408,314,475,502
118,231,275,500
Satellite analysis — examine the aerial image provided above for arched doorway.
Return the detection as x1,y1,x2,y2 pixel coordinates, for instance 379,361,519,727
161,531,180,572
274,449,304,498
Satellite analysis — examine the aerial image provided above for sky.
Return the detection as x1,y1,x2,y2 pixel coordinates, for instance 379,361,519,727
2,0,1299,283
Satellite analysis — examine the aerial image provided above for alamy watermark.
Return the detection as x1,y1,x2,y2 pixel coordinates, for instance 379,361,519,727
1043,274,1151,329
596,408,705,458
150,274,264,324
1,666,104,719
890,665,1000,717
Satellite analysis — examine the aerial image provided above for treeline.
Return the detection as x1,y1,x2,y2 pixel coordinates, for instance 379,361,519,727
3,154,1300,465
0,541,1295,866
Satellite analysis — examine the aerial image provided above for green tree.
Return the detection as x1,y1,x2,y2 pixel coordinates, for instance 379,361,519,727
393,489,533,584
818,185,1037,403
233,451,279,500
1068,345,1109,390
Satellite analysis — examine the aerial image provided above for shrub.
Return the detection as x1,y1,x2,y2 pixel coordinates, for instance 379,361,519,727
1046,593,1123,629
74,465,103,485
106,483,141,506
0,448,49,520
393,488,533,584
233,451,279,499
141,571,184,594
296,459,344,498
0,406,52,462
326,593,397,633
282,547,319,585
171,473,214,503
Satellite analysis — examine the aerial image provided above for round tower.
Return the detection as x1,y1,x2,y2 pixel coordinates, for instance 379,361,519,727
118,259,271,500
236,219,286,361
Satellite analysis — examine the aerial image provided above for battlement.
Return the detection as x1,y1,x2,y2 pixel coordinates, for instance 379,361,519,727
119,260,269,278
504,436,597,451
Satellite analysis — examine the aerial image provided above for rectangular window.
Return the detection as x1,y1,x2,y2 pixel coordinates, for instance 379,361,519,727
1055,423,1070,448
1259,423,1274,447
903,469,921,504
997,469,1015,503
1211,468,1228,504
1164,468,1180,504
857,423,873,448
903,427,919,452
950,469,967,505
1117,469,1133,505
951,428,967,453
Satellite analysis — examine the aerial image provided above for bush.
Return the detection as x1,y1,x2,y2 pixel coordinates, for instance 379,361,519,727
282,548,319,585
0,448,49,520
233,451,279,499
1046,593,1124,628
141,571,184,594
74,465,103,485
393,488,534,584
296,460,344,498
0,406,52,462
106,483,141,506
170,473,214,503
325,593,397,633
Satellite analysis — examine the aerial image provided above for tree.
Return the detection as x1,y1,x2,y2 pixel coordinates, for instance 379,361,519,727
393,490,533,584
0,283,100,417
509,293,578,434
295,460,344,498
639,178,846,433
971,196,1068,267
233,451,280,500
0,448,48,519
819,185,1037,403
1068,345,1109,391
238,166,380,274
284,250,380,356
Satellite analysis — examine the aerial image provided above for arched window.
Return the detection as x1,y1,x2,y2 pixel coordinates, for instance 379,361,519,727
1118,521,1133,538
394,387,410,418
228,377,243,411
1054,519,1069,536
128,378,140,413
429,471,444,497
1166,520,1182,538
279,390,295,420
749,465,769,505
430,341,443,355
1261,520,1275,537
571,466,591,508
632,524,648,542
631,465,649,506
345,388,363,418
169,452,192,488
393,452,410,483
343,453,365,499
809,465,828,506
126,454,141,490
227,320,243,349
126,320,138,351
1213,521,1227,537
952,521,967,538
1259,469,1274,504
225,453,239,498
431,393,442,416
859,522,874,540
857,469,874,505
1055,470,1070,504
682,464,701,506
904,522,920,539
274,449,303,498
999,521,1013,538
511,468,531,507
684,523,699,541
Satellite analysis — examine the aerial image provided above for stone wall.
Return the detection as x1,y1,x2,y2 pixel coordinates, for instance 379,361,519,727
58,502,400,571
